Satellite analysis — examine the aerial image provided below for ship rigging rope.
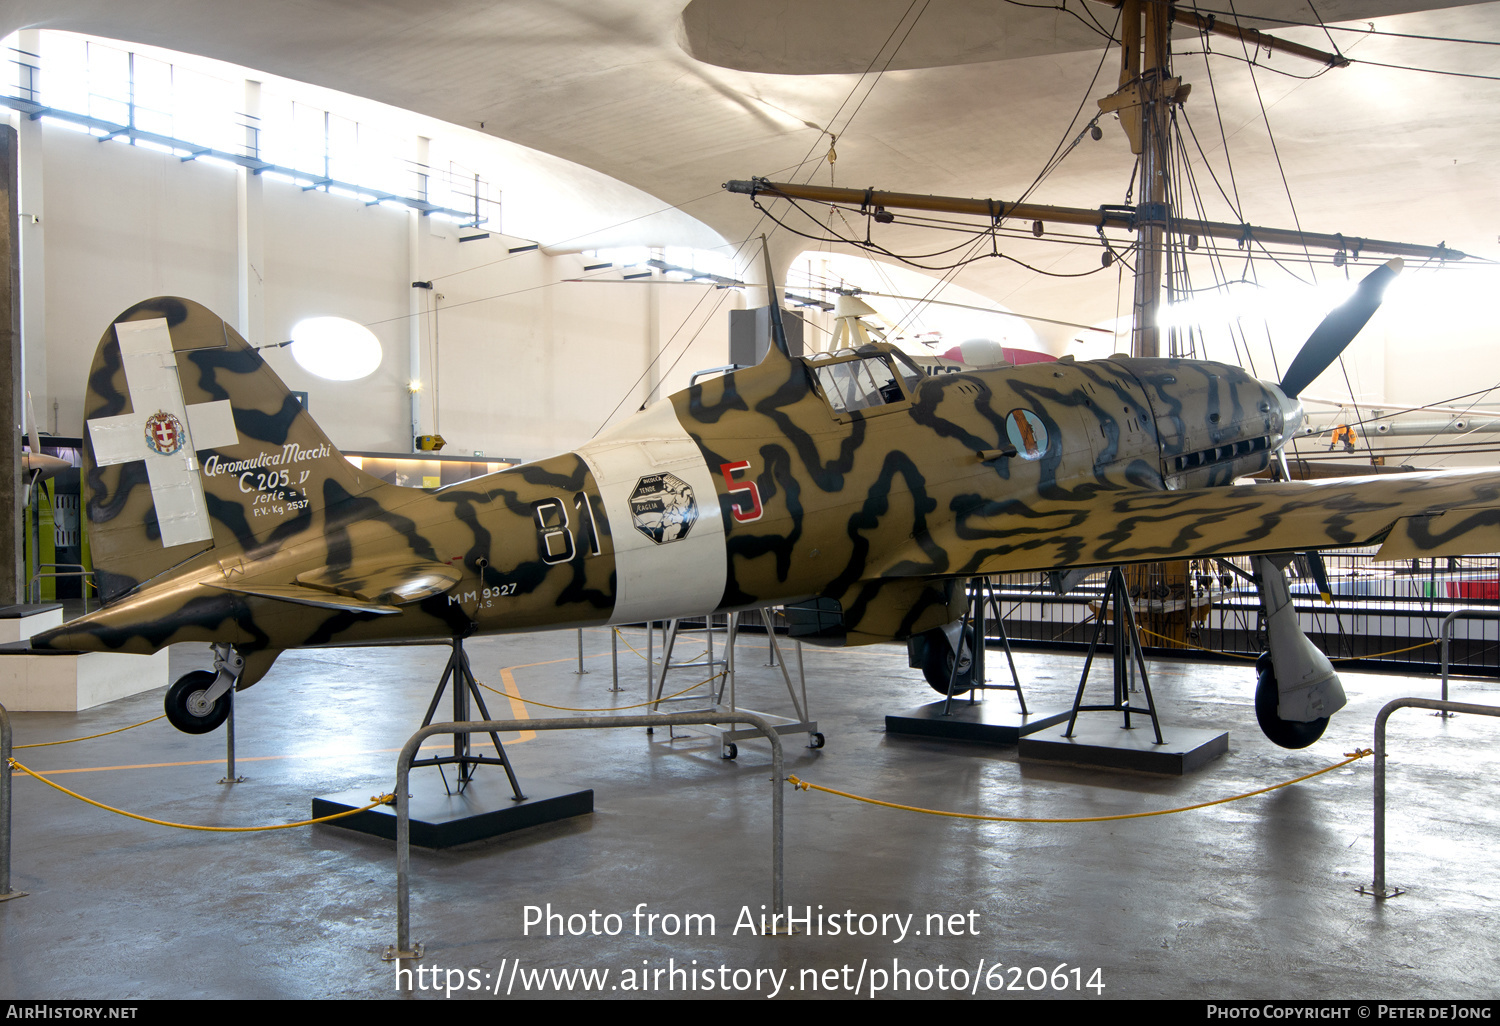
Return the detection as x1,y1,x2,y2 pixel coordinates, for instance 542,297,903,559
786,749,1372,823
1183,5,1500,46
1225,0,1317,280
7,758,393,832
753,194,1129,278
807,0,933,179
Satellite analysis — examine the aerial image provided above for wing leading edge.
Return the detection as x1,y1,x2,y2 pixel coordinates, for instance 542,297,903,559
872,468,1500,579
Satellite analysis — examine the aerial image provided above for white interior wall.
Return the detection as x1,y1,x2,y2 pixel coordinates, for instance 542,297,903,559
26,103,1500,471
31,119,736,462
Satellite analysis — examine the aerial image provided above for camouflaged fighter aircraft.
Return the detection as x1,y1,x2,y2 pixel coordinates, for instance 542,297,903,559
27,263,1500,749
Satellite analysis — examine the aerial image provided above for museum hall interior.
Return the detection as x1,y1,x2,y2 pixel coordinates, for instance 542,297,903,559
0,0,1497,1003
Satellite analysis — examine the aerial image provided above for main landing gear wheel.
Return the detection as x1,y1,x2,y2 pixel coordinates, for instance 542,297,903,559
164,670,231,735
1254,653,1328,750
921,626,975,695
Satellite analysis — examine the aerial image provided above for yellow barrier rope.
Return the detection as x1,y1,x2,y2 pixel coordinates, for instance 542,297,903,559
1134,627,1259,660
13,714,168,749
610,627,707,665
477,671,727,713
612,628,650,663
8,758,393,832
1134,625,1437,663
787,749,1372,824
1329,639,1439,661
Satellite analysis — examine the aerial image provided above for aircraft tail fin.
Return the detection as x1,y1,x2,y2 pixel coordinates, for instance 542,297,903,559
83,297,392,604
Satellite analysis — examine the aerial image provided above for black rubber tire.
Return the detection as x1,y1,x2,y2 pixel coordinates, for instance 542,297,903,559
921,626,975,695
722,742,738,760
1254,654,1328,749
809,732,826,749
164,670,231,735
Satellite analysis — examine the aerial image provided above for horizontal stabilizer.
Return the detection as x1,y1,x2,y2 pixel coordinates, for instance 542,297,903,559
208,559,462,614
294,560,462,605
206,583,402,615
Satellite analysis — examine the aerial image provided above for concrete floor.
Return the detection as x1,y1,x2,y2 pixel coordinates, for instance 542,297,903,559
1,625,1497,1000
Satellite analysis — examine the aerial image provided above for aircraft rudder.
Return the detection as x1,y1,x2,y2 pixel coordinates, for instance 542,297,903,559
82,297,385,602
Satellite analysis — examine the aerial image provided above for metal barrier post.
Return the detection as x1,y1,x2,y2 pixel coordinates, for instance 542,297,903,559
1362,696,1500,900
387,710,786,961
1438,609,1500,710
574,629,588,675
1,702,26,901
218,688,245,785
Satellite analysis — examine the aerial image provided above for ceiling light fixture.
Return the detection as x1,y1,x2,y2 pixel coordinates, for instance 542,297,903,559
289,317,383,381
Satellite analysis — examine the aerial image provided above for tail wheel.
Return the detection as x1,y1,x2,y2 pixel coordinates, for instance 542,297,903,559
921,626,975,695
164,670,231,734
1254,653,1328,749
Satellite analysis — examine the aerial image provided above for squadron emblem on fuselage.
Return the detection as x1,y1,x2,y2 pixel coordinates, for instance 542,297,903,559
1005,408,1050,461
629,472,697,543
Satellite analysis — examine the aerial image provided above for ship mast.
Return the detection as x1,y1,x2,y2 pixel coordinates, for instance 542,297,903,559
1107,0,1175,357
1093,0,1353,356
725,1,1438,356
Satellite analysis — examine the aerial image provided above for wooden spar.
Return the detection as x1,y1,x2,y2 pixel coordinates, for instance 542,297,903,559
721,180,1466,263
1081,0,1349,68
1168,6,1349,67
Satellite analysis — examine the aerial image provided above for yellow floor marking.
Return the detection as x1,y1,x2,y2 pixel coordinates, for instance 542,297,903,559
498,666,536,742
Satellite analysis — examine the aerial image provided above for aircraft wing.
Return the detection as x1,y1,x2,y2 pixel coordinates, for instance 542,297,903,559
875,468,1500,578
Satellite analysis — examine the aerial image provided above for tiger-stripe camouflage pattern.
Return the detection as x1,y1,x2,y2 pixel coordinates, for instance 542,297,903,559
29,297,1500,693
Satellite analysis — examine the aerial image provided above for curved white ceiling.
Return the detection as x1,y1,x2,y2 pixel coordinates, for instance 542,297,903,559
8,0,1499,331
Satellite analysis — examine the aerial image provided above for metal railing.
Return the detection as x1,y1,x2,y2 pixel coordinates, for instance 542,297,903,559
1363,697,1500,899
1438,609,1500,702
388,710,786,960
1,701,25,901
29,562,95,612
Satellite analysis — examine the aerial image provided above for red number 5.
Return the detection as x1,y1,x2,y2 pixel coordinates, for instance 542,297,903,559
719,460,763,523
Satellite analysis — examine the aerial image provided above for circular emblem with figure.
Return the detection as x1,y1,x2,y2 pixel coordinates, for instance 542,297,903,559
629,472,698,544
1005,408,1050,461
144,410,186,456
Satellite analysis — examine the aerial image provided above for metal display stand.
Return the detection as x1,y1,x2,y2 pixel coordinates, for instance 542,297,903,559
886,578,1071,744
649,610,821,758
942,577,1030,714
412,637,524,798
1064,566,1165,743
315,637,593,847
1018,566,1228,775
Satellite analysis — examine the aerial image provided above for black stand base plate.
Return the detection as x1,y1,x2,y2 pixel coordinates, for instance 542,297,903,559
885,701,1072,744
1018,720,1228,775
314,775,593,848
